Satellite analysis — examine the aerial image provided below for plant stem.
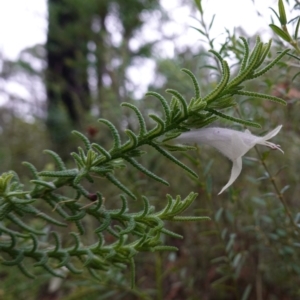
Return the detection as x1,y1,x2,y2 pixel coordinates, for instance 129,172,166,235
254,146,300,234
155,252,163,300
235,107,299,234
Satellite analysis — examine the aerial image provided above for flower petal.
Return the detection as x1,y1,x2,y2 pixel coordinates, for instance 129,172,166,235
260,125,282,141
174,126,283,195
230,131,251,159
218,156,243,195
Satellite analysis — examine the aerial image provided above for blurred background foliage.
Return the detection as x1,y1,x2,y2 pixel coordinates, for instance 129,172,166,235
1,0,300,299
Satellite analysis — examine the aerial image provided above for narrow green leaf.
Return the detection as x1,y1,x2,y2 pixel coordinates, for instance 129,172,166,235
43,150,66,170
73,169,87,185
146,92,171,125
41,264,65,278
72,131,91,150
98,119,121,151
269,24,291,42
248,36,262,65
149,142,198,178
208,49,224,65
295,17,300,39
112,195,128,216
74,220,85,235
121,129,138,150
269,7,280,22
250,49,290,79
292,71,300,81
121,102,147,137
0,224,29,238
227,39,262,88
163,144,196,152
119,217,136,235
92,143,111,160
255,40,272,68
209,14,216,30
30,180,56,190
203,59,230,103
239,37,250,73
286,52,300,61
124,156,169,186
64,262,83,274
190,26,206,36
71,152,84,169
194,0,203,14
188,99,207,113
137,196,151,218
39,169,78,178
278,0,287,25
7,213,45,235
241,284,252,300
18,263,35,279
31,207,67,227
66,210,86,221
106,173,136,200
199,64,219,71
147,114,165,136
22,162,39,179
160,228,183,239
2,251,24,266
235,90,286,105
95,212,111,232
166,89,188,117
181,68,201,99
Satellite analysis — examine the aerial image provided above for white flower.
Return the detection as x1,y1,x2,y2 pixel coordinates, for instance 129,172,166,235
175,126,283,194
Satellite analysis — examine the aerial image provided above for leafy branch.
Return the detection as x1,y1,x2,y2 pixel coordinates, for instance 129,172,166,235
0,37,288,285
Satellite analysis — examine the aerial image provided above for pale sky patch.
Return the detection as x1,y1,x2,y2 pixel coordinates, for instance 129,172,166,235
0,0,296,105
0,0,47,60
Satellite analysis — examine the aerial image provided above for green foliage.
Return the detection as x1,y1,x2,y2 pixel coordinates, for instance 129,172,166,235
269,0,300,54
3,1,300,298
0,34,288,292
0,165,203,287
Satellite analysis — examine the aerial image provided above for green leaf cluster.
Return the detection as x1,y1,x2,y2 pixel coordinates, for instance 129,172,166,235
0,37,288,285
